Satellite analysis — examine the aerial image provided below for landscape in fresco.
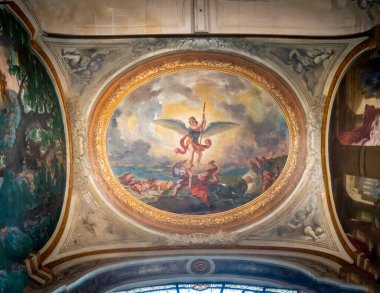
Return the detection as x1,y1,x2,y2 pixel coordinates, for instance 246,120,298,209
107,70,289,214
0,8,66,291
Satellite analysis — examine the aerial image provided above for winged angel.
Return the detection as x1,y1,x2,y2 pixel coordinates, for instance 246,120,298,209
154,107,239,167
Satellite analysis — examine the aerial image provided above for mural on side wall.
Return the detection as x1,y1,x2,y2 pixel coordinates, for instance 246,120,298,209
338,57,380,146
107,70,289,215
330,52,380,274
0,8,66,291
338,104,380,146
345,175,380,203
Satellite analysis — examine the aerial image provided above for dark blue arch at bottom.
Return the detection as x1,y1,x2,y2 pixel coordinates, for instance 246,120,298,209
52,256,366,293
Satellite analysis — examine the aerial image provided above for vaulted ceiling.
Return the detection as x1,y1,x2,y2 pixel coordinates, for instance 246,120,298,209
21,0,380,36
1,1,380,292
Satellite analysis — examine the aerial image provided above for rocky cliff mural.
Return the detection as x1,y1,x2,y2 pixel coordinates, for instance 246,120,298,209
0,8,66,291
107,70,289,214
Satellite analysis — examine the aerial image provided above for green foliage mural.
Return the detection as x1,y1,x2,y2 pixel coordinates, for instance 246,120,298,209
0,7,66,292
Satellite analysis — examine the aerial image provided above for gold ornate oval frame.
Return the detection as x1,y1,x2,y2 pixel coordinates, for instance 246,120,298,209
88,51,307,233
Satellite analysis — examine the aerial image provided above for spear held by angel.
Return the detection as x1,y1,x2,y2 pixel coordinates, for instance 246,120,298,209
154,102,239,167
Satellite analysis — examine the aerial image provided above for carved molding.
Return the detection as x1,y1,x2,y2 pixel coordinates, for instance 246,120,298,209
164,231,238,245
24,253,54,285
129,37,267,59
66,98,91,191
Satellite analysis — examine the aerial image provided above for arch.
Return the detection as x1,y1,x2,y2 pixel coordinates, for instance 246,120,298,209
323,38,380,280
52,256,365,293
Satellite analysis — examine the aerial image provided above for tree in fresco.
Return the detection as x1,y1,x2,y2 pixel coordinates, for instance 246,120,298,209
0,8,66,291
0,11,64,174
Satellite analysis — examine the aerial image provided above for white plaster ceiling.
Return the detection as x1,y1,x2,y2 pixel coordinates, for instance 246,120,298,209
21,0,380,36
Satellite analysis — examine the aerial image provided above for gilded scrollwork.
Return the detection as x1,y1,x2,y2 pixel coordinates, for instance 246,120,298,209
88,52,307,233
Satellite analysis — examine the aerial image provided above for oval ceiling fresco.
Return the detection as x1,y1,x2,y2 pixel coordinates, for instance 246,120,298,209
89,52,307,232
107,70,288,213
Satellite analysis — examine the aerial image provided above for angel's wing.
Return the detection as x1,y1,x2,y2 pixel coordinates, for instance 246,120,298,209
153,119,188,135
203,121,239,137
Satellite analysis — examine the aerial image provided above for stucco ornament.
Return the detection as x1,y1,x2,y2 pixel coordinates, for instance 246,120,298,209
61,48,114,82
352,0,380,19
307,95,325,161
67,98,91,193
164,231,238,245
272,47,335,93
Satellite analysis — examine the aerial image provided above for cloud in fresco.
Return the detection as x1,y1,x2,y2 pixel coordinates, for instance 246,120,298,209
107,70,289,171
